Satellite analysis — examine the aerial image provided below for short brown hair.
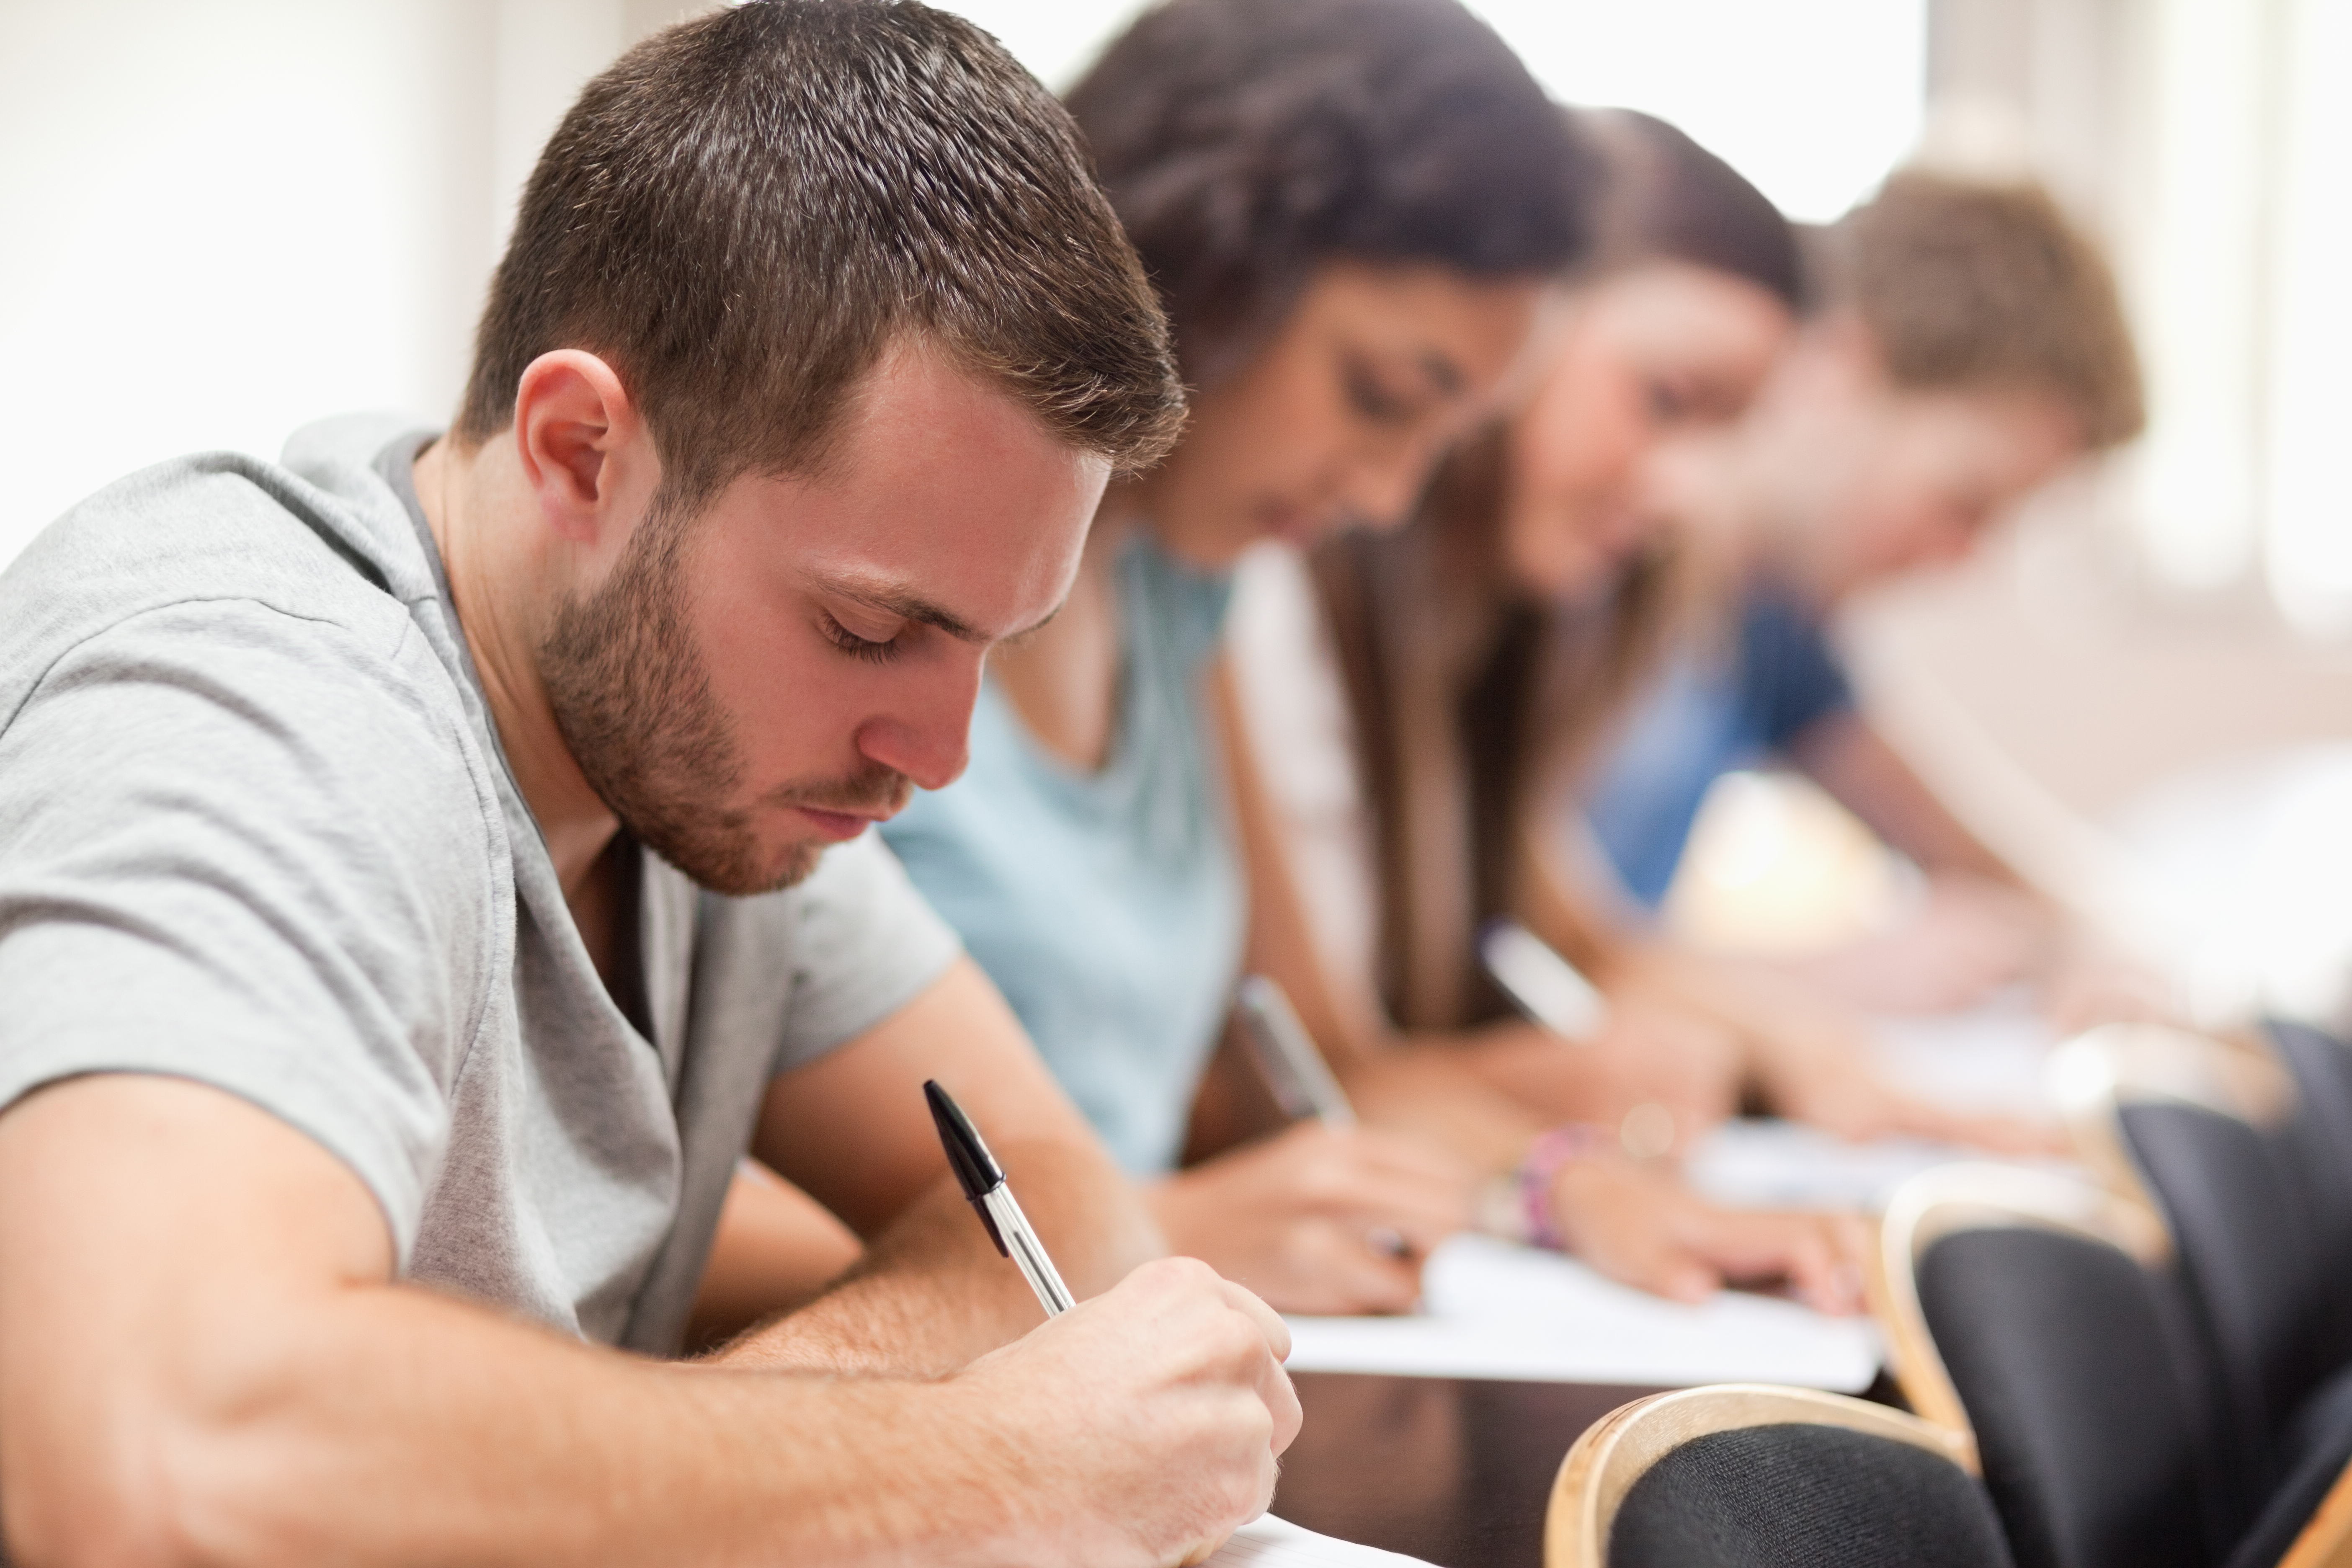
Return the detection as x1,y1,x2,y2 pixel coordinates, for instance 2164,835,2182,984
1066,0,1594,388
453,0,1185,504
1835,170,2144,449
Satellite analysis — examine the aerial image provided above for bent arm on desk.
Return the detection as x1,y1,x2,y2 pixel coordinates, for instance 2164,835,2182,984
717,955,1162,1376
1787,711,2025,890
1787,712,2173,1027
687,1163,863,1353
1217,672,1864,1311
1216,658,1734,1153
1147,1119,1478,1315
1514,820,2061,1154
0,1073,1289,1568
1606,942,2063,1154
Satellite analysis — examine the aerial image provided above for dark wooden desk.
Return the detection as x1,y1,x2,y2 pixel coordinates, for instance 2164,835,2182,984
1275,1369,1907,1565
1270,1373,1668,1568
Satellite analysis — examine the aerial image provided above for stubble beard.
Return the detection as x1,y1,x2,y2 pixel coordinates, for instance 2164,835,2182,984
537,500,905,897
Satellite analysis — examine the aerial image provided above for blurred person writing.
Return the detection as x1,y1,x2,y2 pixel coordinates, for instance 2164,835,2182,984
1221,110,1879,1310
0,7,1300,1564
872,0,1586,1317
1586,171,2148,1019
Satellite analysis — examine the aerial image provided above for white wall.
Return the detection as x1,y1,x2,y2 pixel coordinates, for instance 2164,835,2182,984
1929,0,2352,636
2259,0,2352,636
0,1,496,562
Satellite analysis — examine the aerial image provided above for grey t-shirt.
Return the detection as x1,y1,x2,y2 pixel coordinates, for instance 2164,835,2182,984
0,413,961,1354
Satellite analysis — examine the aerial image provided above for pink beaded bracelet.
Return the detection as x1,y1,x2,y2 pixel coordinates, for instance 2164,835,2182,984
1473,1124,1613,1250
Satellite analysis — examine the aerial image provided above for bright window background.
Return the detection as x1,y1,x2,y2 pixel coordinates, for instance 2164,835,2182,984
8,1,2344,637
2096,0,2352,633
943,0,1930,221
2259,0,2352,636
1463,0,1927,224
0,0,1928,574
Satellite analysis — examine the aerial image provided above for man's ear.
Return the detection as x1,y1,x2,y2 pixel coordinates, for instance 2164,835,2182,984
510,350,660,548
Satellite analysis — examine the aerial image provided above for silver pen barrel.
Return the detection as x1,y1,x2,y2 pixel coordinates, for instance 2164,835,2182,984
982,1183,1075,1315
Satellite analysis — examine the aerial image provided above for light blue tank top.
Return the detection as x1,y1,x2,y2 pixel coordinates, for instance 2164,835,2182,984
879,535,1243,1175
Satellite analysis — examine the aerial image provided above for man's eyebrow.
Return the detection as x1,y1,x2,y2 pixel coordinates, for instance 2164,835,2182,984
1001,596,1068,646
812,573,988,644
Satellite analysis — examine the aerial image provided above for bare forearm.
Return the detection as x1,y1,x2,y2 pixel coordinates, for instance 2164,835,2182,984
0,1080,1039,1568
740,957,1158,1375
1340,1039,1550,1173
1792,713,2025,888
8,1279,1019,1568
1615,942,1812,1052
689,1166,864,1353
720,1140,1160,1376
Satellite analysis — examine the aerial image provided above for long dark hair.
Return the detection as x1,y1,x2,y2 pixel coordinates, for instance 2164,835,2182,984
1315,111,1799,1029
1581,109,1806,310
1065,0,1597,388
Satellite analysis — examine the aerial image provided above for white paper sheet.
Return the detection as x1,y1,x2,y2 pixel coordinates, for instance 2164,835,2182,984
1684,1119,1987,1212
1206,1513,1436,1566
1869,995,2061,1117
1282,1234,1880,1391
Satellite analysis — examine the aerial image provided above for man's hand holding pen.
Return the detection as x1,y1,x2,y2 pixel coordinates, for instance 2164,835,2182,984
926,1081,1299,1568
948,1258,1301,1568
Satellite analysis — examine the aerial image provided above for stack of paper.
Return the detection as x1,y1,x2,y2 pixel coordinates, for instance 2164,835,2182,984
1282,1233,1880,1391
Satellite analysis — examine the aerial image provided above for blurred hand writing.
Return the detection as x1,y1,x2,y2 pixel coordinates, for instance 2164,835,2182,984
1148,1122,1477,1315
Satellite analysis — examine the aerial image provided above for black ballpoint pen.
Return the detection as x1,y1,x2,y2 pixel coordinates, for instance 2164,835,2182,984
924,1079,1075,1316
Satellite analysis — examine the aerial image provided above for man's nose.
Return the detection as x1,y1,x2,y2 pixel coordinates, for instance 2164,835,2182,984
854,665,980,793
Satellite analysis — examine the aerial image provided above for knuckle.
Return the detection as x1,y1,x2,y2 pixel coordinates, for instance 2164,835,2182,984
1151,1254,1222,1295
1206,1305,1261,1355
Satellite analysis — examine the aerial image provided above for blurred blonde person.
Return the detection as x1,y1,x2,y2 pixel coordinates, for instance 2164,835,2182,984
1589,172,2148,1020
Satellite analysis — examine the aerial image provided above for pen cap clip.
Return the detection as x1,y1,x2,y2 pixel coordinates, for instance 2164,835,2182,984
924,1079,1010,1256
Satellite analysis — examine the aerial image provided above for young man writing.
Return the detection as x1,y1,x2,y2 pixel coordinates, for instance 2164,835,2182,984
0,5,1296,1563
1588,170,2147,1014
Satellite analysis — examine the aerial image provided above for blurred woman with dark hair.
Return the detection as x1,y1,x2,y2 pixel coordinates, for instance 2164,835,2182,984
1228,113,2044,1302
875,0,1588,1314
870,0,1877,1314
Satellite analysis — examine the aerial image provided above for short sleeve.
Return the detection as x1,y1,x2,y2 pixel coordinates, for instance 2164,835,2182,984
694,831,962,1080
1738,590,1858,750
0,599,506,1258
